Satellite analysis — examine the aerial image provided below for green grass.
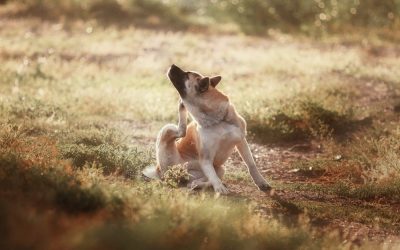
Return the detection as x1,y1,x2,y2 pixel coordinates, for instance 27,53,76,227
245,98,361,143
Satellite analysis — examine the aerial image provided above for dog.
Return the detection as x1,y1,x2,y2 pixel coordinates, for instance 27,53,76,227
142,64,271,194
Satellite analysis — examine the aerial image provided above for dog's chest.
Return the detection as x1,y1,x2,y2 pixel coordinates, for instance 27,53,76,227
184,101,228,128
218,124,242,143
211,123,243,166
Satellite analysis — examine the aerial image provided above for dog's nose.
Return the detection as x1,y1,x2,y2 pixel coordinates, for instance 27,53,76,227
168,64,184,77
169,64,180,72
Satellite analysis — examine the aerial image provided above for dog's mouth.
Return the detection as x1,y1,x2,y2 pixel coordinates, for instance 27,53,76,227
167,64,187,97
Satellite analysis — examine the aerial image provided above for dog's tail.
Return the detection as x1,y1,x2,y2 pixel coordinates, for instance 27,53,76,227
142,165,161,180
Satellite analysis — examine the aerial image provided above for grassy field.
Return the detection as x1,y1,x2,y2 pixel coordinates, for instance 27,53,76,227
1,1,400,249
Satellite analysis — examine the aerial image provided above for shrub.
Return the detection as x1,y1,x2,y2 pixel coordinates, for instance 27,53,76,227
58,127,153,179
163,164,190,188
246,99,358,143
59,143,152,179
0,152,106,213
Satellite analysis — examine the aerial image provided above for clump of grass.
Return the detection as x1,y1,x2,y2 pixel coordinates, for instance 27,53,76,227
59,143,152,179
0,152,106,214
288,127,400,202
246,99,357,143
332,180,400,202
58,126,153,179
246,110,306,143
6,95,66,120
68,127,124,147
349,130,400,183
163,164,190,188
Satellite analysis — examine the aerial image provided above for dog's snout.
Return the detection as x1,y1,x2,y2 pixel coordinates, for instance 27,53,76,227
167,64,187,97
168,64,184,76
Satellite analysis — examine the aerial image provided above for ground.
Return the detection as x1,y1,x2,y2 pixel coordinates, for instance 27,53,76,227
1,2,400,249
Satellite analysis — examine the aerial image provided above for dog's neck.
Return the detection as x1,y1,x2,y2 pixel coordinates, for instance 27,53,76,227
183,89,230,128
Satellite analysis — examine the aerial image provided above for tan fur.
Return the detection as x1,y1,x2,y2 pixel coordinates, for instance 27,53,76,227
176,122,198,161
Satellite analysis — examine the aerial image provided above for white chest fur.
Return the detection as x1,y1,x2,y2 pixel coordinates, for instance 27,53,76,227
198,122,244,166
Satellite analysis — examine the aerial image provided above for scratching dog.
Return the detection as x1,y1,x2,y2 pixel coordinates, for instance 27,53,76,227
143,65,271,194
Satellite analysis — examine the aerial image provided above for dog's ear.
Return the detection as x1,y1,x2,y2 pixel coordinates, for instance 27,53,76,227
210,76,222,87
198,77,210,92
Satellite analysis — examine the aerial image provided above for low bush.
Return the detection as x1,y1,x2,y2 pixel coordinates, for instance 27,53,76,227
0,152,106,214
58,127,153,179
59,143,152,179
246,99,359,143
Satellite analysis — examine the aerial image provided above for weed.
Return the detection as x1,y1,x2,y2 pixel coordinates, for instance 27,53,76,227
163,164,190,188
59,143,153,179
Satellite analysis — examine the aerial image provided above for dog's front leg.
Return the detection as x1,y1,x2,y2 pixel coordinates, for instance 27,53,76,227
198,136,229,194
177,99,187,138
199,158,228,194
236,138,271,192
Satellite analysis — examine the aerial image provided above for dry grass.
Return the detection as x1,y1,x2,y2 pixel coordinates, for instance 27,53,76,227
1,1,400,249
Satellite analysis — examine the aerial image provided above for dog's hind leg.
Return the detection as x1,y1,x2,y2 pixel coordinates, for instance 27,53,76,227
143,101,187,179
155,101,188,175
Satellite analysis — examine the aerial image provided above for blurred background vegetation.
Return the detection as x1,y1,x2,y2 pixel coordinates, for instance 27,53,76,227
3,0,400,37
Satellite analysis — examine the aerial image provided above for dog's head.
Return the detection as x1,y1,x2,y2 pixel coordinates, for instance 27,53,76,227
167,64,222,99
167,64,229,127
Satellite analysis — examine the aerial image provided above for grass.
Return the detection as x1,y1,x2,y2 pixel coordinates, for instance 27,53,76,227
245,98,361,143
0,144,335,250
1,0,400,248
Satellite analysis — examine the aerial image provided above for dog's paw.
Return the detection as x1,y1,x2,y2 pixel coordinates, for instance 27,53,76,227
187,180,201,190
257,182,272,192
212,182,229,195
188,179,211,191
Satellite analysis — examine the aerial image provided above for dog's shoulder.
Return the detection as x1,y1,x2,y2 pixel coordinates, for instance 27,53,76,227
223,103,246,132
